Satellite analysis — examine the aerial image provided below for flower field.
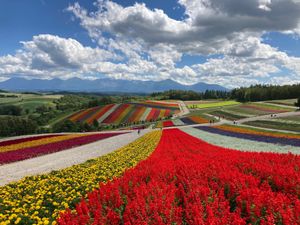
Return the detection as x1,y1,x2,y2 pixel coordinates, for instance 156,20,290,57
162,120,174,127
69,102,178,125
0,134,62,147
156,120,175,128
143,100,180,111
0,131,161,224
0,133,124,164
214,125,300,139
196,125,300,147
58,129,300,224
180,115,209,125
181,127,300,154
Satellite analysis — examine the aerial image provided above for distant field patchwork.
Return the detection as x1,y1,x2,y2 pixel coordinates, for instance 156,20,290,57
265,99,297,107
69,101,180,125
207,102,296,121
186,100,239,109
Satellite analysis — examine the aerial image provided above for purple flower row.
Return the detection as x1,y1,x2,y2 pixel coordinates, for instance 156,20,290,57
196,126,300,147
180,117,196,125
0,132,125,165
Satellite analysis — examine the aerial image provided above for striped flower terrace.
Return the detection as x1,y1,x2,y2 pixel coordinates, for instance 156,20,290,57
69,102,177,125
196,126,300,147
180,115,209,125
215,124,300,140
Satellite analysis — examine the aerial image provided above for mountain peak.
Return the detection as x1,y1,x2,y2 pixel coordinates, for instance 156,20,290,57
0,77,228,93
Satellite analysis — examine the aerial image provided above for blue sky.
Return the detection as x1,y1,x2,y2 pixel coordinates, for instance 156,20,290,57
1,0,300,87
0,0,186,54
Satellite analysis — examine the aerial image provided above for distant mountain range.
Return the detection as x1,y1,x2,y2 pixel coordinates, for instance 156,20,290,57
0,77,228,93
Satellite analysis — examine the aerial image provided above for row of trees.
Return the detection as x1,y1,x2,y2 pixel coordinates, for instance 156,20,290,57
151,84,300,103
295,97,300,109
0,105,22,116
151,90,231,100
0,116,38,137
231,84,300,102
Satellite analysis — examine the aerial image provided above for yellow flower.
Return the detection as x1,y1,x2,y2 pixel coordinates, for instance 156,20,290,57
0,131,161,224
14,217,21,224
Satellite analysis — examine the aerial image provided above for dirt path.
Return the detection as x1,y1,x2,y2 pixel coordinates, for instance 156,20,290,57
0,130,150,186
174,100,190,118
165,111,300,133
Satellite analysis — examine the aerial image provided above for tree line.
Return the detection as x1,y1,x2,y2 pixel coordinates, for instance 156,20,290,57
0,116,37,137
231,84,300,102
151,83,300,103
151,90,231,100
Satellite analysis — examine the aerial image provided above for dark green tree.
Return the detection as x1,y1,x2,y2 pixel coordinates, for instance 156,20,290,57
0,105,22,116
295,97,300,109
93,119,99,128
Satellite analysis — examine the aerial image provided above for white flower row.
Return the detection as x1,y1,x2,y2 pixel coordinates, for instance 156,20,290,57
180,127,299,155
173,119,185,126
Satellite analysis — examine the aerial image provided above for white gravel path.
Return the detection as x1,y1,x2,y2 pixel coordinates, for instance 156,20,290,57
173,119,185,126
0,129,150,186
177,100,190,116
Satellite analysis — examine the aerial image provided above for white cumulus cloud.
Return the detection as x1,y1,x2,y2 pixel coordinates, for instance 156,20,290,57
1,0,300,87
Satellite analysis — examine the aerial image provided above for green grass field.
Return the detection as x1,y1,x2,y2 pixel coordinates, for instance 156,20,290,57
47,110,78,127
250,102,295,111
0,93,61,112
219,102,295,117
274,116,300,123
187,100,239,109
243,120,300,132
265,99,297,107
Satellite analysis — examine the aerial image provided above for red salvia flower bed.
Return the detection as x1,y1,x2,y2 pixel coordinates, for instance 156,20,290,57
162,121,174,127
58,129,300,224
146,108,157,121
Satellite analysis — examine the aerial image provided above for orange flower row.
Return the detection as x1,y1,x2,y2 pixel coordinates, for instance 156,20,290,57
189,116,209,124
214,125,300,140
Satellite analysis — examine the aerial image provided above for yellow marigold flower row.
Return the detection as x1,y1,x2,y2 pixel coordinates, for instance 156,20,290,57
0,134,89,153
0,131,161,225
